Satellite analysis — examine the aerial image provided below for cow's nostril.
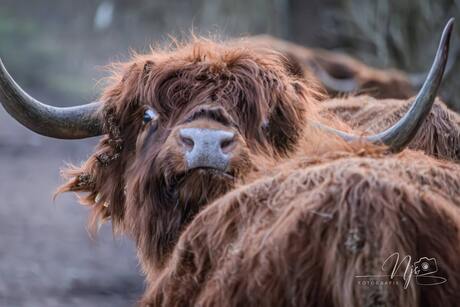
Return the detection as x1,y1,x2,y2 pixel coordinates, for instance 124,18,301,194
220,137,236,154
180,135,194,151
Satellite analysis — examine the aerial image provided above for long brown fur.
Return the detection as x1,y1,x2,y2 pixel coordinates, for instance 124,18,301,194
142,150,460,307
244,35,415,99
321,96,460,162
56,37,460,306
58,37,330,273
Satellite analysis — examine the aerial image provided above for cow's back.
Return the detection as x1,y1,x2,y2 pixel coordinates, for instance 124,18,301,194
321,96,460,163
141,151,460,307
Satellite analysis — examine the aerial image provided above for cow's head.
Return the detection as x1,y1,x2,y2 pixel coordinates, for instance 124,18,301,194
0,40,324,267
92,42,325,266
0,19,453,269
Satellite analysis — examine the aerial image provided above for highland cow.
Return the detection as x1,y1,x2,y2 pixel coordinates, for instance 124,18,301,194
143,150,460,307
320,96,460,162
0,18,458,307
245,35,415,99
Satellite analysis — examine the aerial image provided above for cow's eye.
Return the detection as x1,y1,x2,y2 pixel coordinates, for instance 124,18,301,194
143,108,158,125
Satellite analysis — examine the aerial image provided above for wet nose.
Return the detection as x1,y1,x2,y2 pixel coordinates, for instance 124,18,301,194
179,128,236,171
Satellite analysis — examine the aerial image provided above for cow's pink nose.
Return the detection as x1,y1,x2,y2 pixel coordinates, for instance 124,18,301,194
179,128,236,171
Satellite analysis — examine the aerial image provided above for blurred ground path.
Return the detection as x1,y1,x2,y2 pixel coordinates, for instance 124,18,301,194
0,92,143,307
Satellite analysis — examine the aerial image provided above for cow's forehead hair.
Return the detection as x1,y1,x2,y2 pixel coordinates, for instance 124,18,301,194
99,37,322,153
134,42,293,124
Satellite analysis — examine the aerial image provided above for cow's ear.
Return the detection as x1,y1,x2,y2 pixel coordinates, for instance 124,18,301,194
116,60,155,108
103,59,157,135
265,98,305,155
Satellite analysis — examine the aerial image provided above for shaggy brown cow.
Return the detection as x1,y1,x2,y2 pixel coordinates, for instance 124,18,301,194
245,35,415,99
0,19,457,307
143,150,460,307
320,96,460,162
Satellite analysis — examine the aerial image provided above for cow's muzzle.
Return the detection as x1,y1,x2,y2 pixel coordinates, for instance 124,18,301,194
179,128,236,172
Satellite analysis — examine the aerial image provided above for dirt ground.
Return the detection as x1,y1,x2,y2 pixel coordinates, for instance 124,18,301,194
0,93,143,306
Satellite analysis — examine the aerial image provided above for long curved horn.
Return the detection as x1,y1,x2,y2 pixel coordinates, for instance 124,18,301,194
0,59,103,139
317,18,454,152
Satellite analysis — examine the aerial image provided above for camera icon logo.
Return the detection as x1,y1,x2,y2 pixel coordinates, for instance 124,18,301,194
413,257,438,276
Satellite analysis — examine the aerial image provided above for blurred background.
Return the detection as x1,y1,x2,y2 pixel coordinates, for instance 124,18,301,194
0,1,458,306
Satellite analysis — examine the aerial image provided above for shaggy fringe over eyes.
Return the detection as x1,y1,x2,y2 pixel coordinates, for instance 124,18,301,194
56,36,326,234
